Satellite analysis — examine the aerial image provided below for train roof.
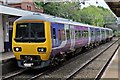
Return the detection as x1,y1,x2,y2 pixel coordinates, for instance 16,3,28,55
15,14,112,30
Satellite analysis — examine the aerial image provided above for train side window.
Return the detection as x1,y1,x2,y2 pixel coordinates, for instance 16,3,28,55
101,31,103,34
91,31,94,36
95,30,97,36
96,30,100,36
86,31,88,37
66,30,70,40
75,30,80,39
98,31,100,35
91,31,92,36
108,31,110,36
81,31,83,38
78,31,81,38
84,31,86,37
53,28,56,39
107,30,109,35
102,30,104,34
83,31,85,37
75,30,77,39
61,29,65,40
58,29,61,40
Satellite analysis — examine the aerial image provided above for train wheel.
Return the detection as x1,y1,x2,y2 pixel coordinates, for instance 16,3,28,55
50,57,59,67
74,48,82,54
59,52,66,62
50,53,66,67
81,46,86,52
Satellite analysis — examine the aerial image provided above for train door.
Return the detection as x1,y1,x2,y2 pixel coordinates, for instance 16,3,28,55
65,24,71,50
70,25,75,50
100,28,102,42
90,28,95,43
57,24,64,44
51,23,58,47
104,29,107,40
88,27,91,45
101,29,105,40
95,28,98,42
51,23,64,47
93,29,96,42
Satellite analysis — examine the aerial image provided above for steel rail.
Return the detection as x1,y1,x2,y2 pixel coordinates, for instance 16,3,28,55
28,70,49,80
66,39,118,80
94,46,119,80
3,38,119,80
2,69,28,80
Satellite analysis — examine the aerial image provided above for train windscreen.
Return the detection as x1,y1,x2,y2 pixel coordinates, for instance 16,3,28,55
15,23,46,42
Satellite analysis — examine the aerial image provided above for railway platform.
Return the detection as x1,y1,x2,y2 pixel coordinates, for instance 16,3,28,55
101,46,119,79
1,52,15,62
1,52,17,75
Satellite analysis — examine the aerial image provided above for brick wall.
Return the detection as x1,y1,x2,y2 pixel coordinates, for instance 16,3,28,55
8,1,43,13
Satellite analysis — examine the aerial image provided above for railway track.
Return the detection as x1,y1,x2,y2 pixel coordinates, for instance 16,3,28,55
2,68,49,80
2,38,119,80
95,46,119,80
67,38,119,80
32,38,119,80
2,69,27,80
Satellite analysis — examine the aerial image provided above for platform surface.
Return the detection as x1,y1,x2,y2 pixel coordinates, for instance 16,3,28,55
1,52,15,61
101,47,119,79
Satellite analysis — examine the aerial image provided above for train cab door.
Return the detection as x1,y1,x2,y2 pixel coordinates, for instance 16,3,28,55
51,23,58,47
70,25,75,51
51,23,64,47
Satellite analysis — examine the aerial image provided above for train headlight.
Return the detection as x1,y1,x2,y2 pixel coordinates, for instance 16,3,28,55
37,47,46,52
14,47,22,52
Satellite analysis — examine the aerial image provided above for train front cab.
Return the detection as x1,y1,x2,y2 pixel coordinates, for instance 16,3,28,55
12,20,52,68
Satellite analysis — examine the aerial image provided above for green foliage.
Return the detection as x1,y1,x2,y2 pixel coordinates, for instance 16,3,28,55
35,2,44,9
80,6,105,26
114,30,120,37
35,2,116,27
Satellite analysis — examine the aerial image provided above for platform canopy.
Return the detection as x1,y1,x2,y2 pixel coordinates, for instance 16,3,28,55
0,5,69,22
0,5,33,16
105,0,120,17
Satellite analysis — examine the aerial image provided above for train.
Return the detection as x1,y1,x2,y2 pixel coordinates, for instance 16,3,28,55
12,14,113,68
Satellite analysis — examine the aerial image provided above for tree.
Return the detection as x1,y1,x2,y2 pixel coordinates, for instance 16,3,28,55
35,2,116,27
78,5,116,27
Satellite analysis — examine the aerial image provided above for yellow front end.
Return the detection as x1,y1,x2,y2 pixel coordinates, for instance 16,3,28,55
12,20,52,68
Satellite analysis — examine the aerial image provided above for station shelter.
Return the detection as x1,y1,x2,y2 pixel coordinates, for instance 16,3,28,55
0,5,34,53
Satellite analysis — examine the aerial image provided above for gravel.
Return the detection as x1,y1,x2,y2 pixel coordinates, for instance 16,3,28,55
73,40,118,79
35,39,118,80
